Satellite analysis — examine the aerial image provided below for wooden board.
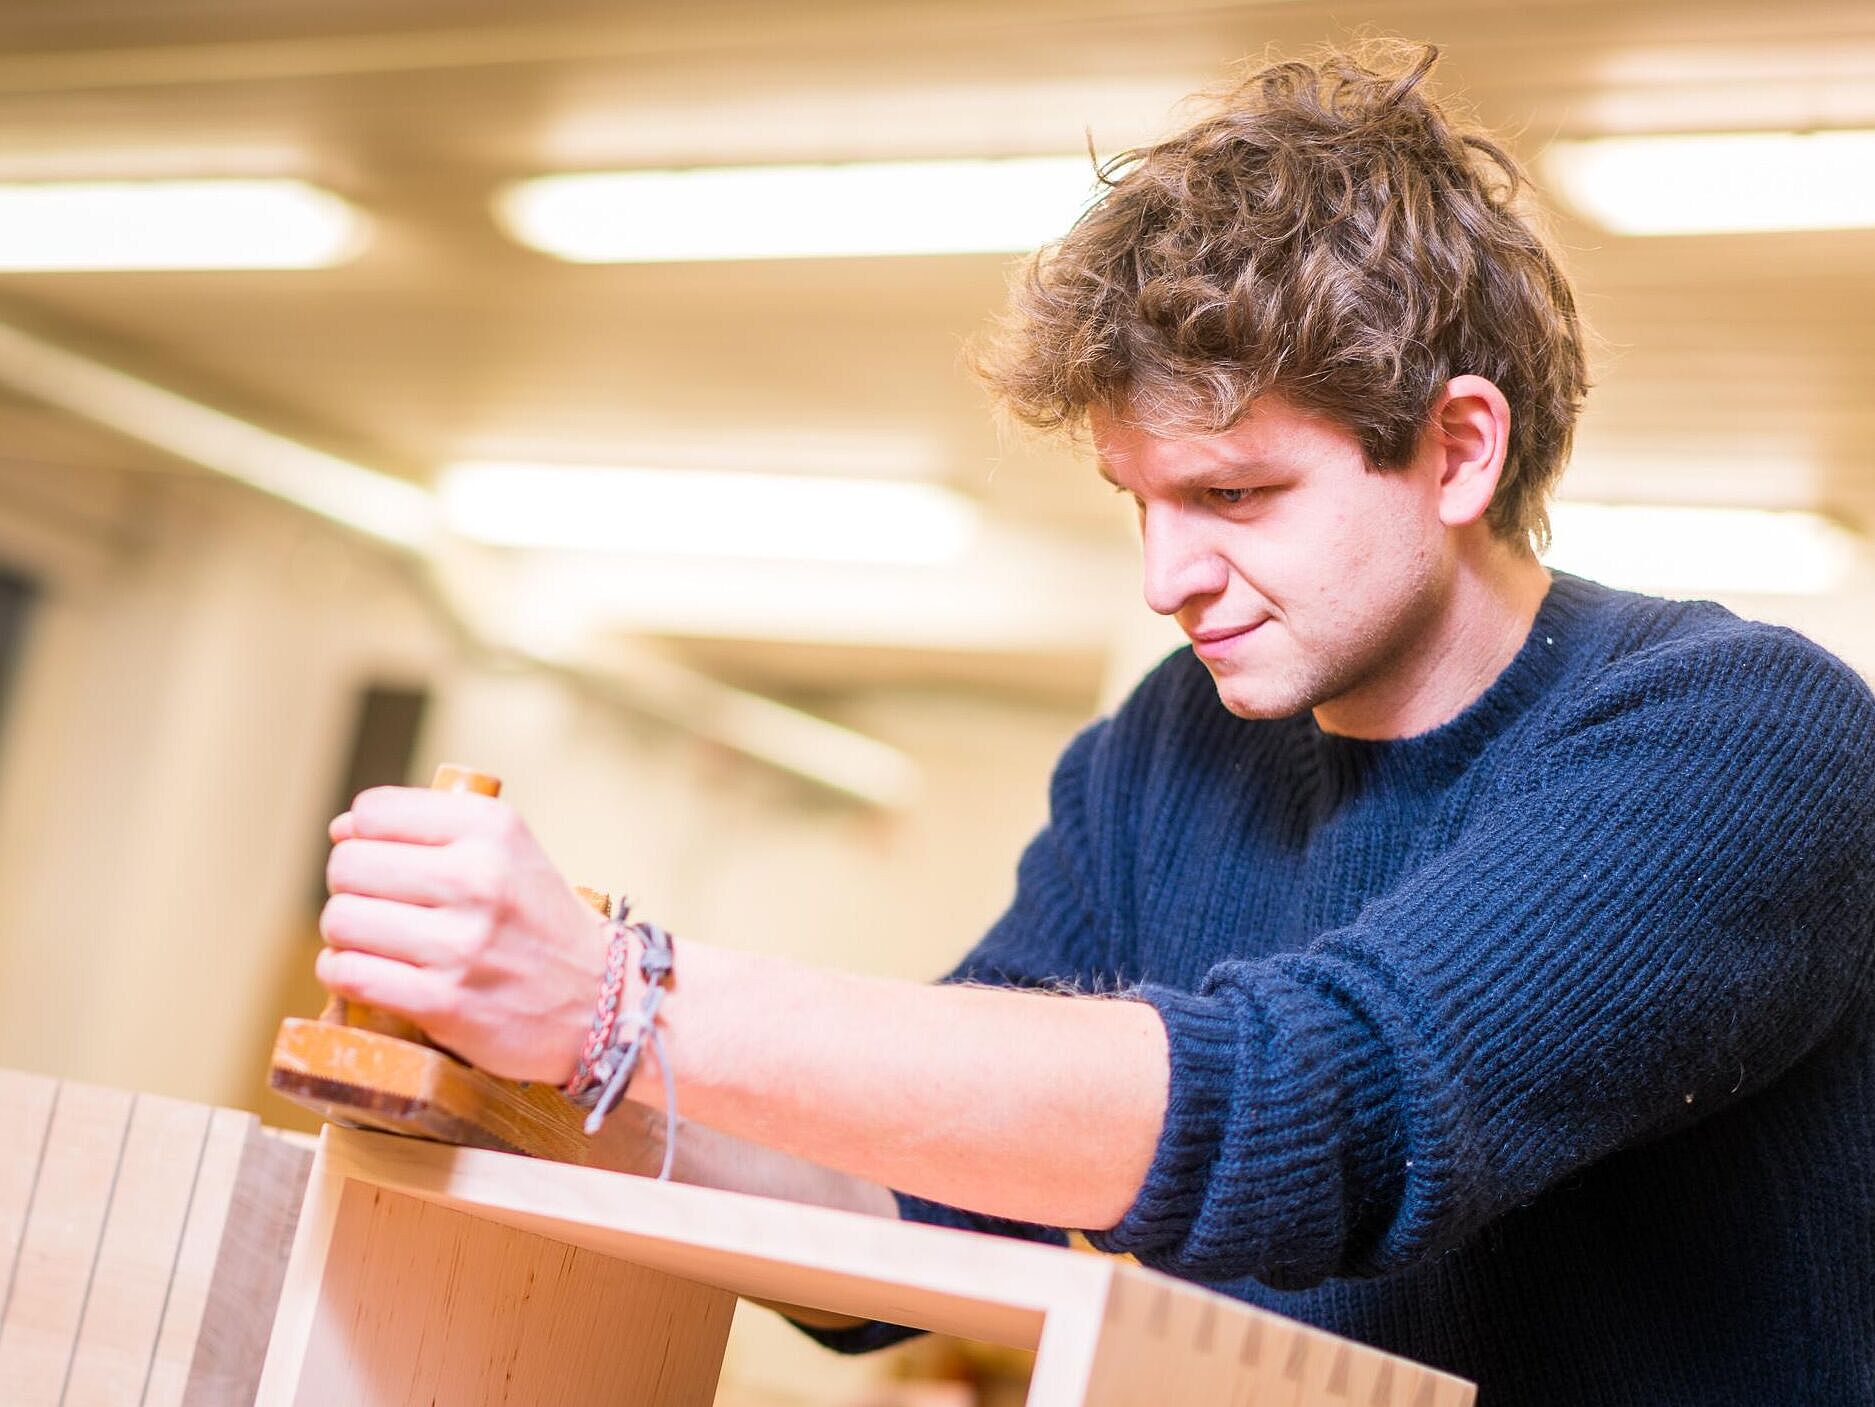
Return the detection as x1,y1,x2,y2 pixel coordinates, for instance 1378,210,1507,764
181,1126,311,1407
293,1182,733,1406
261,1127,1476,1407
0,1069,312,1407
0,1079,135,1402
145,1108,253,1407
0,1069,58,1334
1066,1267,1472,1407
62,1093,213,1406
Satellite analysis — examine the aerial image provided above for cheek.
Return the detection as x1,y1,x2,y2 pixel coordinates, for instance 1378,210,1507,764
1283,496,1437,630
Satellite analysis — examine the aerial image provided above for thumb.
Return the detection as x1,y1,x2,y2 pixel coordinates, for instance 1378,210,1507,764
328,811,357,844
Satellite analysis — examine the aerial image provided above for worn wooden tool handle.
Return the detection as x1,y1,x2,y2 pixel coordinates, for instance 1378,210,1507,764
320,763,503,1041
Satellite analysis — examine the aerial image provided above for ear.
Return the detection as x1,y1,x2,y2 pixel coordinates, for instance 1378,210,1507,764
1430,375,1511,529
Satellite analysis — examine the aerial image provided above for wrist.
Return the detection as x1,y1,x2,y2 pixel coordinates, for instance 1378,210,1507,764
561,914,631,1094
565,917,680,1150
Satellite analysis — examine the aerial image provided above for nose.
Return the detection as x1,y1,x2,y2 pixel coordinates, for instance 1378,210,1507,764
1139,503,1229,617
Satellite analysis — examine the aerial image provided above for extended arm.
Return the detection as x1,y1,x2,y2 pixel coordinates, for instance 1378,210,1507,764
615,939,1167,1231
315,787,1168,1232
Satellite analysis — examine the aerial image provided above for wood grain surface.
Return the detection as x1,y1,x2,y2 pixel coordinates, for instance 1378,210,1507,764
0,1069,311,1407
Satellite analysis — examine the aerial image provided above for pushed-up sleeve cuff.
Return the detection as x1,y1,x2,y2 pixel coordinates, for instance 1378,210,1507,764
1083,970,1405,1288
1083,983,1242,1258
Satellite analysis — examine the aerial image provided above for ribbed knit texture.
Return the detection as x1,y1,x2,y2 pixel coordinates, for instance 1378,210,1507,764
796,574,1875,1405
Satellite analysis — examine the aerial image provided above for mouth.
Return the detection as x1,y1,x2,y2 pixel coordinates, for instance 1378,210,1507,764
1187,621,1264,662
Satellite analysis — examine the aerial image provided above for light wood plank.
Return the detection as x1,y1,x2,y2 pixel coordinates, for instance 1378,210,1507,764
62,1094,213,1406
143,1107,253,1407
1074,1264,1475,1407
0,1081,135,1405
308,1127,1081,1348
293,1181,733,1406
179,1124,311,1407
0,1069,58,1337
264,1129,1472,1407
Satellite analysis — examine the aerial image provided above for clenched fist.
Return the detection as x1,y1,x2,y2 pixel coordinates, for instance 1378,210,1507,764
318,786,612,1084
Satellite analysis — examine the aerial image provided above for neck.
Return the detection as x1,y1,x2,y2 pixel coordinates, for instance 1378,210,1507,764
1313,533,1552,741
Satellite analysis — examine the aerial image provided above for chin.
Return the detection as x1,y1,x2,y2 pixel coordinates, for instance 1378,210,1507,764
1204,667,1317,721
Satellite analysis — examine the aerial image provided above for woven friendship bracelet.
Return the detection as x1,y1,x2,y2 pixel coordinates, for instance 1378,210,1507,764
570,920,679,1179
567,901,633,1096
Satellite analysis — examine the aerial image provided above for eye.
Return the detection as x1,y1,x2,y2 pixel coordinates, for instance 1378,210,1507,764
1207,486,1261,507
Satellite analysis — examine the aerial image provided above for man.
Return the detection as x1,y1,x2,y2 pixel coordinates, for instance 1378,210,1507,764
315,45,1875,1404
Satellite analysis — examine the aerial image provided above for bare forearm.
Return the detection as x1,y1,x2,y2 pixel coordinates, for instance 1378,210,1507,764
634,940,1168,1231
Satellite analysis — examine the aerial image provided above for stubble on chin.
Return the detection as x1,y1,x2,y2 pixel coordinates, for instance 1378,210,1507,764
1204,606,1421,724
1201,654,1323,721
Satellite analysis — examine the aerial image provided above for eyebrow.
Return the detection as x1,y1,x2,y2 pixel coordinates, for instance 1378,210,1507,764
1096,456,1274,491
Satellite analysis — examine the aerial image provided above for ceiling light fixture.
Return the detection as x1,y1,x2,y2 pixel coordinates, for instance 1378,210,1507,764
0,179,367,270
439,461,980,566
1544,502,1860,596
496,156,1099,262
1543,130,1875,235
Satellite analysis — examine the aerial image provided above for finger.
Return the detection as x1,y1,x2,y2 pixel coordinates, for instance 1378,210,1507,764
315,946,444,1023
348,786,509,846
329,811,355,844
320,892,468,967
327,838,467,906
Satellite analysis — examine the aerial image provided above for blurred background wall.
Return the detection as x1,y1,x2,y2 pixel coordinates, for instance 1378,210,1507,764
0,3,1869,1402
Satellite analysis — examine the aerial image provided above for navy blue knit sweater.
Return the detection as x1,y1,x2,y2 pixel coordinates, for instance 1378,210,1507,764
801,573,1875,1404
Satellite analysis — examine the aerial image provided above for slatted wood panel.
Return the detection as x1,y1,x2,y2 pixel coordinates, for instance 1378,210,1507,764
0,1069,311,1407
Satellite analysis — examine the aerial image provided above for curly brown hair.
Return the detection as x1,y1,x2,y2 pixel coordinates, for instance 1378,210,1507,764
974,43,1588,546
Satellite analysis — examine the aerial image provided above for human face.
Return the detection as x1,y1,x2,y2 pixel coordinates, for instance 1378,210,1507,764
1094,395,1450,723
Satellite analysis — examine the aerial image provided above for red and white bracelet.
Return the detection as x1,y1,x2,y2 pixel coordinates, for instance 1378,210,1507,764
565,913,679,1177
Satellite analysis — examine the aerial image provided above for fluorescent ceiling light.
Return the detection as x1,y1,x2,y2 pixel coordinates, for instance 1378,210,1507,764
0,179,366,270
496,156,1098,262
1544,130,1875,235
440,461,979,565
1544,502,1859,596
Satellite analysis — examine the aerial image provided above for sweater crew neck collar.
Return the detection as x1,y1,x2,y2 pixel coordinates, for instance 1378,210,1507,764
1304,572,1607,794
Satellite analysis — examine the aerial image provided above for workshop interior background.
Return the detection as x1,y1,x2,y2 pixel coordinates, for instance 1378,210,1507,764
0,3,1869,1403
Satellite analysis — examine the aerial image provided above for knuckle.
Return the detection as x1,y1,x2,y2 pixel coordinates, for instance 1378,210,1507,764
457,860,502,909
456,907,500,958
452,842,512,911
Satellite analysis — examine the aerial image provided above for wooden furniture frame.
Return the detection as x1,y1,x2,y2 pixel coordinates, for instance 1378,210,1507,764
258,1127,1475,1406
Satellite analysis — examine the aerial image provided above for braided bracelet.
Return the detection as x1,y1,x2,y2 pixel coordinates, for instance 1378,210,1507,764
569,905,633,1094
566,919,679,1178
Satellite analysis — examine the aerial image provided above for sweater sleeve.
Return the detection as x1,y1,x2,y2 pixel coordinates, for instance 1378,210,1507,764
792,718,1119,1354
1088,627,1875,1287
